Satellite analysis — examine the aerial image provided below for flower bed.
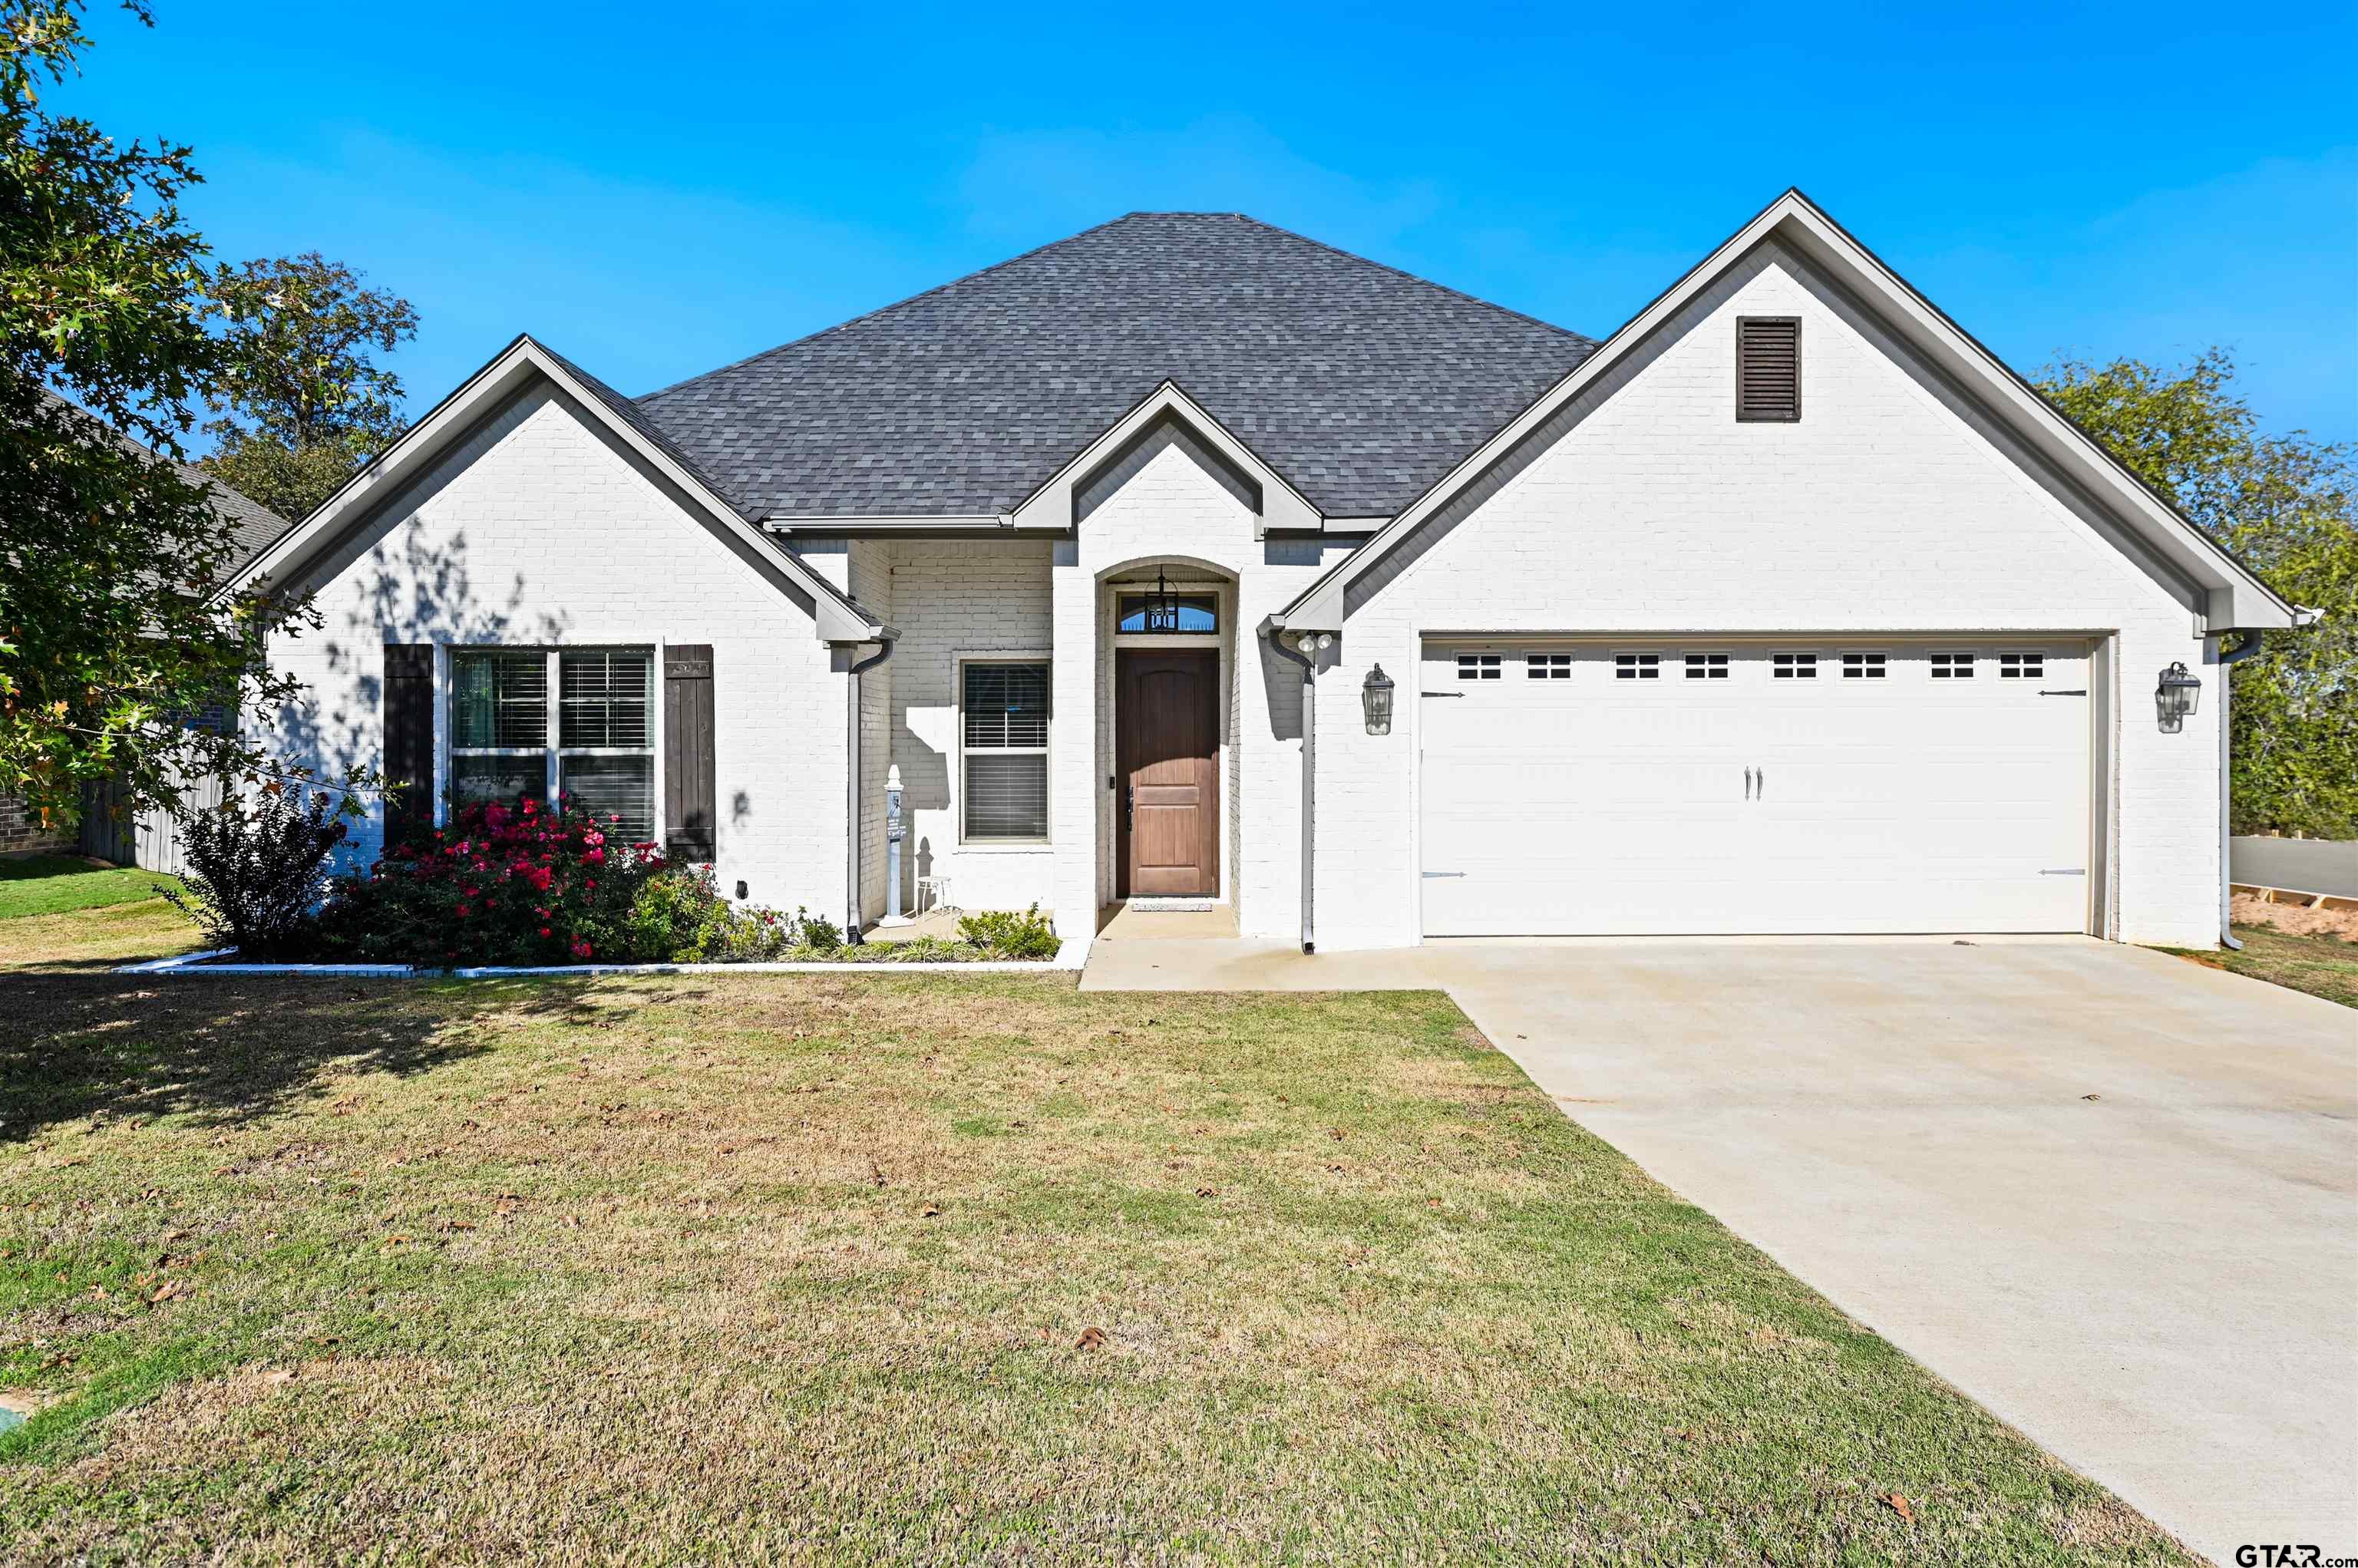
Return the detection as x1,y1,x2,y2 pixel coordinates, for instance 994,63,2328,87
309,794,809,966
159,791,1061,969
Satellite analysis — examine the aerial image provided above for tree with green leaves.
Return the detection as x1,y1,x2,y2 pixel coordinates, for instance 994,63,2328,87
0,0,323,829
201,251,418,520
2041,348,2356,839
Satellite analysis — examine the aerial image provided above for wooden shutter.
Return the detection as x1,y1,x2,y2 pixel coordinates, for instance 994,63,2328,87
1735,316,1801,422
664,645,715,860
383,644,435,844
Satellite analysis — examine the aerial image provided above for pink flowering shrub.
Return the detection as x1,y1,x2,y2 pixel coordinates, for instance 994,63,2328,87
314,794,673,965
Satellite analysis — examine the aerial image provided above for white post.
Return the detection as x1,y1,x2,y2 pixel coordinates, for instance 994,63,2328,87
879,764,910,926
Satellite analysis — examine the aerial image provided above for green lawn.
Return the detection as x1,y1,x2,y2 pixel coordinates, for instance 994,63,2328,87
0,860,196,974
2162,923,2358,1009
0,856,180,921
0,967,2187,1564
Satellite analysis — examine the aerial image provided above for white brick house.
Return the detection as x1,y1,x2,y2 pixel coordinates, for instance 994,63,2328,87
234,191,2306,962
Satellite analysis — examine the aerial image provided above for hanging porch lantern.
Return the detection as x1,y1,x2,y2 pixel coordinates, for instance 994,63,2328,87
2155,661,2201,733
1362,663,1395,735
1143,568,1182,632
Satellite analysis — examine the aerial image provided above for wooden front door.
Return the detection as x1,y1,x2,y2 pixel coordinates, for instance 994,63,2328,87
1117,649,1220,897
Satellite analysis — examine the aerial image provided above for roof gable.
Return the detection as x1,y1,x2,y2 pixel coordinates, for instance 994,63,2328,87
1008,380,1320,538
229,336,885,642
1276,190,2303,634
636,213,1597,521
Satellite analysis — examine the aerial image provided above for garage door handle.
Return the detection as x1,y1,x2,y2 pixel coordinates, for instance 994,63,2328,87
1743,765,1754,800
1422,870,1466,879
1756,766,1765,800
2039,689,2086,696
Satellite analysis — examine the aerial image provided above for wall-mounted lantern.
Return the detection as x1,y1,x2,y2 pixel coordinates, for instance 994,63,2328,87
2155,661,2201,733
1362,663,1395,735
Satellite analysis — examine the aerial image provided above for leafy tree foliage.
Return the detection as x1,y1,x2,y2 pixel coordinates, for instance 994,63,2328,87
2042,349,2356,838
0,1,318,828
201,251,418,519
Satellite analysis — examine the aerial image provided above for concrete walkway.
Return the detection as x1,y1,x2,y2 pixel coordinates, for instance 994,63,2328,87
1081,934,2358,1564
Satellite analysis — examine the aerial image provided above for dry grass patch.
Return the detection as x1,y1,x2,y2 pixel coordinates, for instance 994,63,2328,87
2159,923,2358,1008
0,896,199,972
0,971,2192,1564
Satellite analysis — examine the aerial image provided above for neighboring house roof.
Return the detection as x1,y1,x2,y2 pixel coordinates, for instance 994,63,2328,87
35,388,289,576
636,212,1599,521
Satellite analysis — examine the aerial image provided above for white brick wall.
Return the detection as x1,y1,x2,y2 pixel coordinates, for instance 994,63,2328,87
1312,243,2223,949
1049,428,1335,957
266,387,849,914
265,249,2227,956
870,538,1057,915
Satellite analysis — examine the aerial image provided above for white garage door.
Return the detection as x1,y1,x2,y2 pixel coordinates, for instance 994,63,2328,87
1419,642,2092,936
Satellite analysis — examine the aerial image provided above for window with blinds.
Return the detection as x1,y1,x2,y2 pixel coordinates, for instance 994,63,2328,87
450,649,656,840
963,661,1049,841
1736,315,1802,422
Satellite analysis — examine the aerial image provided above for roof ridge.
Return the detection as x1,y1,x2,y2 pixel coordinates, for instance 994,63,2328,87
638,212,1149,404
1224,213,1597,347
639,212,1596,405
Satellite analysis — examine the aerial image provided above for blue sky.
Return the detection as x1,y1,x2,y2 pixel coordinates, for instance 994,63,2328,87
73,1,2357,445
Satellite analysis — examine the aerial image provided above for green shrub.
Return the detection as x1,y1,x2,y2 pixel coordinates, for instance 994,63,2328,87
954,904,1061,960
161,786,350,958
618,865,795,962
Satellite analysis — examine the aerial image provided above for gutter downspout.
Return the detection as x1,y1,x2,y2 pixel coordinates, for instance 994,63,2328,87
2215,631,2268,951
844,635,896,945
1265,619,1316,954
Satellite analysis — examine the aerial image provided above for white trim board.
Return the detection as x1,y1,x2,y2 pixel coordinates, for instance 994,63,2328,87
1009,381,1324,538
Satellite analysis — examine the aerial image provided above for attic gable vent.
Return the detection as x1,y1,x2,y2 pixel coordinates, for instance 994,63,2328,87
1736,316,1802,422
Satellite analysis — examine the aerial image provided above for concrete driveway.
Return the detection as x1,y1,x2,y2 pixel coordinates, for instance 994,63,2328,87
1082,935,2358,1563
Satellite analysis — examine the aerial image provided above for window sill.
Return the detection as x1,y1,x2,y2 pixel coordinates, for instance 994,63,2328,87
955,840,1053,853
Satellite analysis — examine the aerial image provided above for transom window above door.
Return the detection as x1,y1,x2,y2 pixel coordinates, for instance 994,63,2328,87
1115,593,1217,634
451,648,655,840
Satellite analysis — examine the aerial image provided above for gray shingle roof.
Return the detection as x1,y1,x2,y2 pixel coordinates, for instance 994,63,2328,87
35,388,289,573
636,213,1598,520
534,341,748,513
200,461,287,569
